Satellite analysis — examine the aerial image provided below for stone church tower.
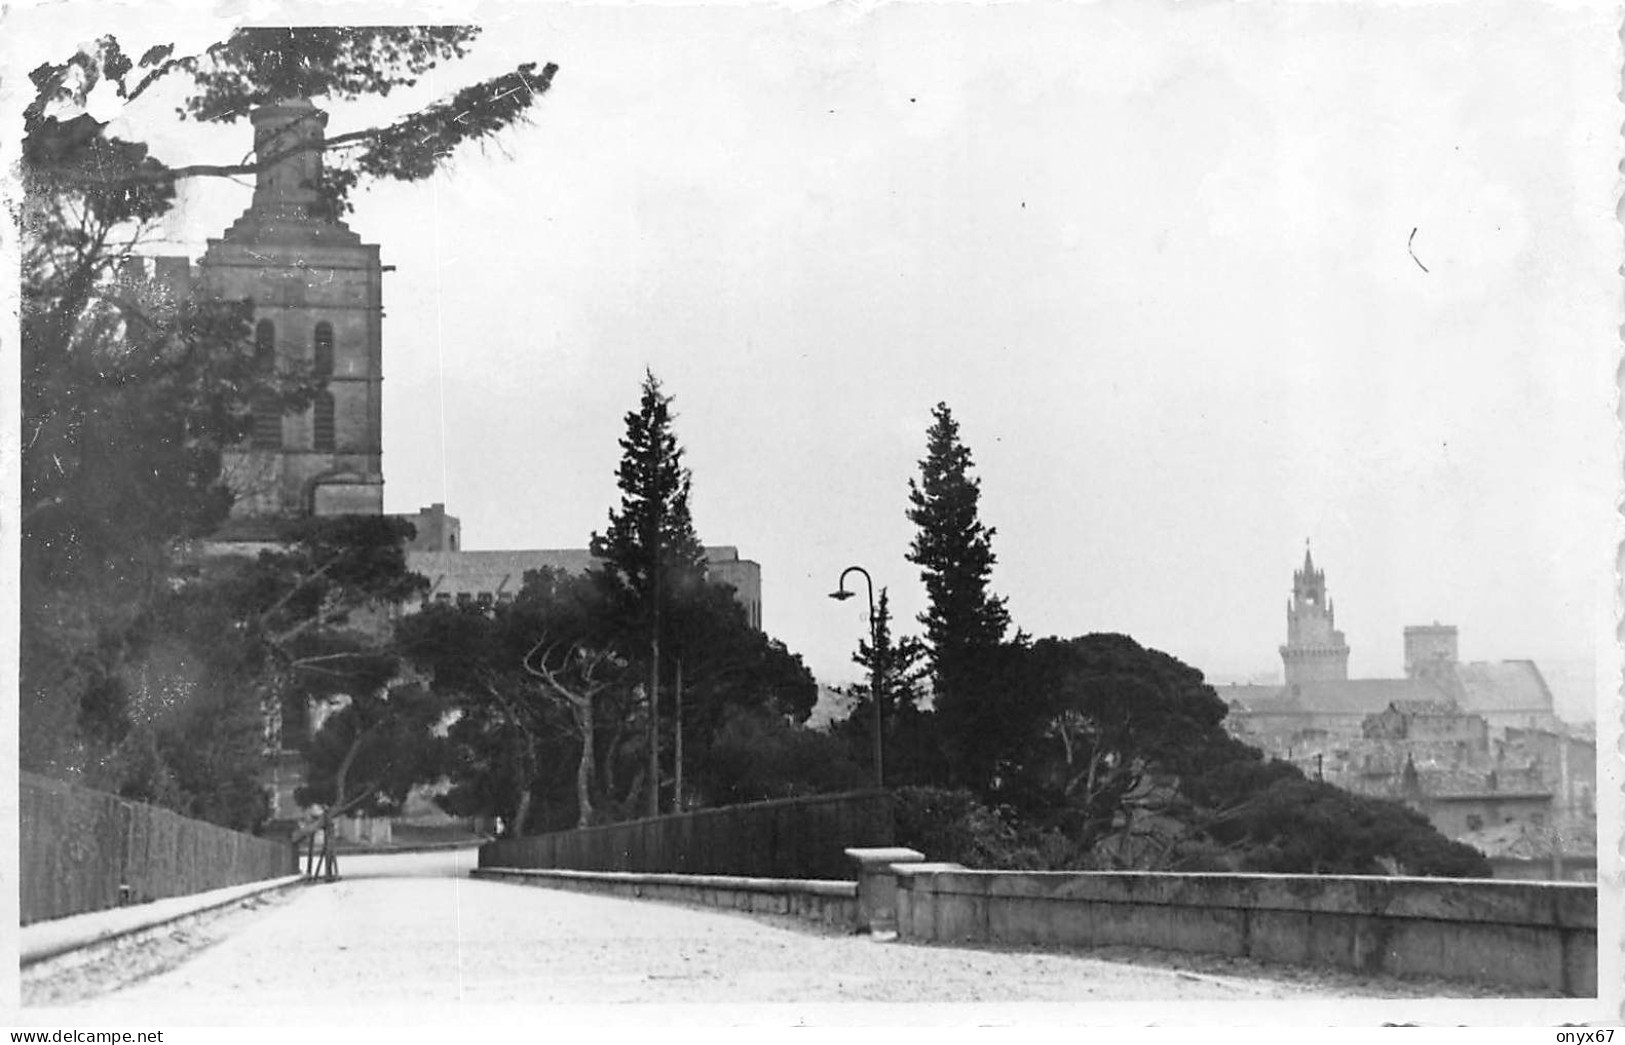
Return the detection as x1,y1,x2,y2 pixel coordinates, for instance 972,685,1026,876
201,98,385,524
1279,545,1351,688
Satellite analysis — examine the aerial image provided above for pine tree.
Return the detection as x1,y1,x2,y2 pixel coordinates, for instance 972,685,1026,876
838,587,931,786
590,370,709,815
905,402,1013,788
850,588,929,721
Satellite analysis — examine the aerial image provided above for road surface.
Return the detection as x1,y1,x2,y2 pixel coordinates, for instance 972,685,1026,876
22,848,1484,1022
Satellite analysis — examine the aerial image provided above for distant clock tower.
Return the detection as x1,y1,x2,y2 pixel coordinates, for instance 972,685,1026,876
1279,544,1351,688
200,98,386,523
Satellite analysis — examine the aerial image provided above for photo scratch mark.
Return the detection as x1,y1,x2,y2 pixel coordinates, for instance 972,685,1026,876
1408,227,1429,273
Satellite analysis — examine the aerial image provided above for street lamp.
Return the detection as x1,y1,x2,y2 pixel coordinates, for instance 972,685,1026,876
829,566,883,789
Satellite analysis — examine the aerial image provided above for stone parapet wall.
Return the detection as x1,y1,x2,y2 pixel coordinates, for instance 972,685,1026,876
894,868,1596,996
471,866,857,928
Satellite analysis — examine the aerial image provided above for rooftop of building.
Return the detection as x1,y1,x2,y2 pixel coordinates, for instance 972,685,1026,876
1454,659,1556,712
1384,699,1464,717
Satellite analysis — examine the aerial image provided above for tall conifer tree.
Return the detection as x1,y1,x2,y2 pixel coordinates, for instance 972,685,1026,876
906,402,1012,786
590,370,708,815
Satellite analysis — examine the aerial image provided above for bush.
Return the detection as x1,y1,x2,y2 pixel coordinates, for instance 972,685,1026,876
692,706,869,806
893,785,1048,869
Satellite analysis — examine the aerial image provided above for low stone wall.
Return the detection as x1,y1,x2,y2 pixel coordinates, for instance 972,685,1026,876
472,866,857,928
894,867,1597,996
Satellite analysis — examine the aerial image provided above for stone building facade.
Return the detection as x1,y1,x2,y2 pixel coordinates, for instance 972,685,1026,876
202,99,386,525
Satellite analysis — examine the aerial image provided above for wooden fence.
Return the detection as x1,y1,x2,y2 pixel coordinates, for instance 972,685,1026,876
479,789,894,880
21,772,297,925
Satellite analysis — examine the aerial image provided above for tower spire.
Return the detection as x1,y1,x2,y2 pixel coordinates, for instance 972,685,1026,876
1280,544,1349,688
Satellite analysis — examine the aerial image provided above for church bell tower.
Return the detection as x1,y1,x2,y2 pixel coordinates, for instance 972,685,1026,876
200,98,385,524
1279,544,1351,688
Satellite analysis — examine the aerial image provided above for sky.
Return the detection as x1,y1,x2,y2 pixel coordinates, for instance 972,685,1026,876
6,0,1619,721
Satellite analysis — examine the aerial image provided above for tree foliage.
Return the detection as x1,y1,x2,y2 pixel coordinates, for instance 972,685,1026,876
23,28,556,218
906,402,1011,671
1177,737,1490,877
847,587,929,721
904,402,1015,787
927,633,1492,878
1007,634,1232,851
401,562,819,832
589,369,710,815
696,706,869,806
400,568,625,831
829,586,942,786
589,369,709,612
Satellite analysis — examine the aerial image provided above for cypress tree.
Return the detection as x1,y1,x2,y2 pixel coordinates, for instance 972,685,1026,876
905,402,1012,786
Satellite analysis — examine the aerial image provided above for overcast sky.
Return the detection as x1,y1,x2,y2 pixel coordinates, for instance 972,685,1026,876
8,0,1618,721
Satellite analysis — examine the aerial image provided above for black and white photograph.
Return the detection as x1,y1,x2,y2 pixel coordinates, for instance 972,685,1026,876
5,0,1620,1033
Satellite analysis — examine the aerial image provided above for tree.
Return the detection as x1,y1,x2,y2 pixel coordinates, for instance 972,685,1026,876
589,370,710,815
401,568,630,832
850,587,929,721
1003,634,1233,858
696,706,869,806
661,579,821,806
1176,738,1491,877
831,587,938,786
969,633,1491,878
905,402,1013,787
198,515,429,839
19,26,555,806
22,29,555,221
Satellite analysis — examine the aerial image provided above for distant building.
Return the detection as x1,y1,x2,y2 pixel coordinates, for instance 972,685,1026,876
397,503,762,630
1222,546,1593,879
1279,546,1350,687
1226,547,1562,735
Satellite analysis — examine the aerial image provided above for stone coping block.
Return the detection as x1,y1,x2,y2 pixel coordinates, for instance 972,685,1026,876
845,847,924,934
843,846,926,866
891,868,1596,930
474,866,856,897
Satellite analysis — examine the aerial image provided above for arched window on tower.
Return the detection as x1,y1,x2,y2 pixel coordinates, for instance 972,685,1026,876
254,319,276,370
313,392,336,451
313,322,334,376
249,320,282,448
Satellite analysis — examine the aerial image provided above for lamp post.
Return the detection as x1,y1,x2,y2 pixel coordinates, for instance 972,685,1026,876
829,566,883,789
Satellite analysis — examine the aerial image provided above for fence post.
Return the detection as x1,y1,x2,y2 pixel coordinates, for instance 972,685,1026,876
117,800,135,907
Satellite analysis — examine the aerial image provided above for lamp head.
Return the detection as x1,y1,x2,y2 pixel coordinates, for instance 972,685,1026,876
828,588,855,602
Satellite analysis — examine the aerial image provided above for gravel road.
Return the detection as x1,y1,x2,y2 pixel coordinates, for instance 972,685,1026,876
22,848,1494,1022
